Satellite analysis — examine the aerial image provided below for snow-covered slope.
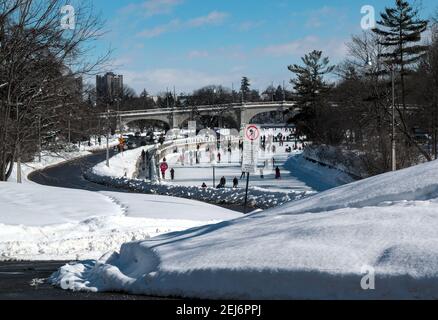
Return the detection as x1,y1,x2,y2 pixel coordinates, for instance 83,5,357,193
0,183,240,261
51,160,438,299
92,146,152,179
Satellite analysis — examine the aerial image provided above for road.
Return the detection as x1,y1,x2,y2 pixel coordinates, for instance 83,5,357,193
0,261,170,300
1,149,244,300
28,150,125,192
0,150,177,300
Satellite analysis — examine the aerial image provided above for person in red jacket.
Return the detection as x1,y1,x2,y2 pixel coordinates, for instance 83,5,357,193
160,159,168,179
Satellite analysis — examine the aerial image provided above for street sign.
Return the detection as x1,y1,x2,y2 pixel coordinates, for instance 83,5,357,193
241,125,260,174
245,124,260,142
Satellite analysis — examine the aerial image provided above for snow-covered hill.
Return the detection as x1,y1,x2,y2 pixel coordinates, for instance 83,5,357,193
0,183,240,261
51,159,438,299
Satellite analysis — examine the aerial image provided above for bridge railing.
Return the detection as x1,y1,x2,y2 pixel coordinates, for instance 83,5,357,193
106,101,297,117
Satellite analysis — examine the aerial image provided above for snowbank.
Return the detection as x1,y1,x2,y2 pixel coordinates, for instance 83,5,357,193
8,137,119,183
85,170,307,210
0,183,240,261
284,154,354,192
51,159,438,299
92,146,153,180
303,145,367,179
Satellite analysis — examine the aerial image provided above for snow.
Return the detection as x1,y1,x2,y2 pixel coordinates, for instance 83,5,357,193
87,140,353,209
8,137,119,183
92,146,153,180
0,182,240,261
51,159,438,299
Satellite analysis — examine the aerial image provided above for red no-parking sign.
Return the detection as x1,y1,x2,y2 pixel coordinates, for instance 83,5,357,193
245,125,260,142
242,125,260,174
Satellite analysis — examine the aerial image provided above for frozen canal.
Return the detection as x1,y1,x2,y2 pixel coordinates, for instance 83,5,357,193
163,150,314,194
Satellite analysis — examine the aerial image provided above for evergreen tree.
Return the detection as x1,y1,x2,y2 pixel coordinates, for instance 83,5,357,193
288,50,335,141
240,76,251,102
373,0,428,110
372,0,431,161
288,50,334,109
275,85,284,102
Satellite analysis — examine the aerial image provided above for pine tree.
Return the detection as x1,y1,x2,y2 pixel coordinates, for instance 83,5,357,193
288,50,334,141
373,0,428,110
372,0,430,161
240,76,250,102
288,50,334,109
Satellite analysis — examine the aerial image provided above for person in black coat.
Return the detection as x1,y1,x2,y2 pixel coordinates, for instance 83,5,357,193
170,168,175,180
233,177,239,188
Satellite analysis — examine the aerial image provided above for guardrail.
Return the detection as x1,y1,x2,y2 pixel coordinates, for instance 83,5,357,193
104,101,298,117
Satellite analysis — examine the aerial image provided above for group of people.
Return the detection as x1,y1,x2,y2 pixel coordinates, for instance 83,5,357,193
215,176,240,189
160,158,176,180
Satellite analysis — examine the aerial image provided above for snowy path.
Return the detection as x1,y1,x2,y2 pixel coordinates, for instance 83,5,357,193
1,151,241,261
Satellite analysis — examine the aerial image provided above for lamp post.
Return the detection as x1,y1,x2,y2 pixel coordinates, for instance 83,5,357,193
391,66,396,171
366,59,396,171
106,107,110,167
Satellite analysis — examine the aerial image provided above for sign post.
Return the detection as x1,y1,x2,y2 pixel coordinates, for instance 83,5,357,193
242,124,260,214
188,121,196,138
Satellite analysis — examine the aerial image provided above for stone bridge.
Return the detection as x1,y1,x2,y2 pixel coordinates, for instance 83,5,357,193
111,101,299,130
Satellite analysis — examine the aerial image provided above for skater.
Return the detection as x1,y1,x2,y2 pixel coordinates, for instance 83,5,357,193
220,176,226,188
240,171,246,180
170,168,175,180
160,159,168,179
217,152,221,163
233,177,239,188
275,166,281,180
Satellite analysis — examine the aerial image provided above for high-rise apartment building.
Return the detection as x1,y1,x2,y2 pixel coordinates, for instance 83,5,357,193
96,72,123,103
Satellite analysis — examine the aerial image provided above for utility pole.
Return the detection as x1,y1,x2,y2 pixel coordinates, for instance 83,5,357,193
173,86,177,109
391,67,396,171
38,114,42,163
271,81,274,102
243,172,250,214
212,165,216,188
106,107,110,167
68,115,71,144
16,105,21,184
283,80,286,102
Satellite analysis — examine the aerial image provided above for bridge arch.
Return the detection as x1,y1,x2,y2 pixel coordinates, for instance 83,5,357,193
243,107,301,126
122,115,171,132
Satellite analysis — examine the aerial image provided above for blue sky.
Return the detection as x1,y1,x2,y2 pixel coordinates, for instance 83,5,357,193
88,0,437,95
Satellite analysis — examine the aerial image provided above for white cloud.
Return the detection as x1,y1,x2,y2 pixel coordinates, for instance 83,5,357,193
237,20,265,32
137,19,180,38
187,11,229,27
121,0,183,17
188,50,209,59
122,68,241,94
137,11,229,38
261,36,348,60
304,6,340,29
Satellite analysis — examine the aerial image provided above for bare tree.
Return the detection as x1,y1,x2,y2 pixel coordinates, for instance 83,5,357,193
0,0,110,181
